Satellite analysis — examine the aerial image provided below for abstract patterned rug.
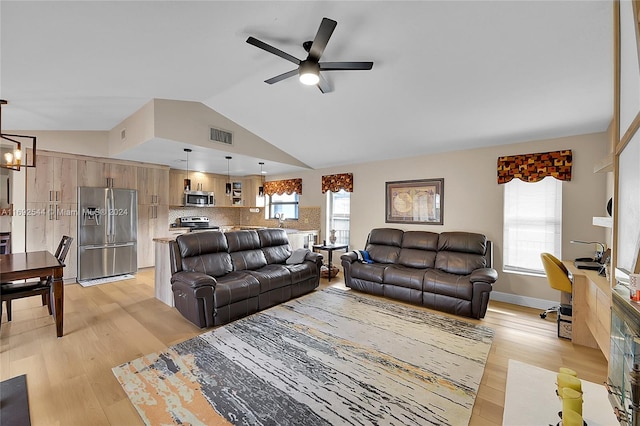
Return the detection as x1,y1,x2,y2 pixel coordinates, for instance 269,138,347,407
113,287,494,426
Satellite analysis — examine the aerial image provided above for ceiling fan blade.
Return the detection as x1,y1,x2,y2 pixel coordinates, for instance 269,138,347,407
320,62,374,71
308,18,337,60
264,69,299,84
246,36,301,65
317,73,331,94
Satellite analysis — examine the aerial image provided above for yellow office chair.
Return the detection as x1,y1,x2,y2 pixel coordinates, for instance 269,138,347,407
540,252,573,319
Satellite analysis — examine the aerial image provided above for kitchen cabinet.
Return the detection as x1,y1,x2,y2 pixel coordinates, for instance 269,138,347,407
138,166,169,205
26,154,78,280
212,175,231,207
27,154,77,203
243,176,264,207
25,202,78,281
169,169,186,206
231,181,243,206
137,166,170,268
138,204,169,268
77,160,137,189
188,172,213,193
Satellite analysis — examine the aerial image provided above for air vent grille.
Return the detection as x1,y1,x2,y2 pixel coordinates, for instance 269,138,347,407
210,127,233,145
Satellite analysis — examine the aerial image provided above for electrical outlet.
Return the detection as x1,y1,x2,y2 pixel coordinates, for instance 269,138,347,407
304,218,309,223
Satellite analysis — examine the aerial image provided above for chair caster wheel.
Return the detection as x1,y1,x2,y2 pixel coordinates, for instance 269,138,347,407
540,313,547,319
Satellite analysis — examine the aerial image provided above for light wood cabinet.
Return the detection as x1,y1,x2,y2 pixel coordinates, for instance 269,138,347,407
26,154,79,280
137,204,169,268
25,201,78,281
212,175,231,207
27,155,77,203
137,167,169,205
137,166,169,268
77,160,137,189
169,169,186,206
243,176,263,207
565,262,611,361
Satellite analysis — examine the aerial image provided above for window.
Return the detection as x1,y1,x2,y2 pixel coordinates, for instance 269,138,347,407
327,189,350,245
267,192,299,220
503,176,562,275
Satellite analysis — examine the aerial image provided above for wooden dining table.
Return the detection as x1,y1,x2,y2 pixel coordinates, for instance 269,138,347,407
0,250,65,337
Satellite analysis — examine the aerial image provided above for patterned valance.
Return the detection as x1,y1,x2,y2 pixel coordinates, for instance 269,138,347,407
497,150,572,184
321,173,353,193
263,178,302,196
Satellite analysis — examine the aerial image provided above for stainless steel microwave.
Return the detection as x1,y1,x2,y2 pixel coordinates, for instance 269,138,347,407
184,191,215,207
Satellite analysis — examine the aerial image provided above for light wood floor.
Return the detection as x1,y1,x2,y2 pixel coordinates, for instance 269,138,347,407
0,268,608,425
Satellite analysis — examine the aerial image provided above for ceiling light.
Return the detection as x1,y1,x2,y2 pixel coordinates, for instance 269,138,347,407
1,100,37,171
225,156,232,196
299,61,320,85
258,162,265,197
183,148,192,191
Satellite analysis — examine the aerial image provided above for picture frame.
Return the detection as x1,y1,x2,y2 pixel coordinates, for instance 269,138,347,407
385,178,444,225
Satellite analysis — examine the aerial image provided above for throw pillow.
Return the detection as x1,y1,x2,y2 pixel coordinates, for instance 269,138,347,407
286,248,310,264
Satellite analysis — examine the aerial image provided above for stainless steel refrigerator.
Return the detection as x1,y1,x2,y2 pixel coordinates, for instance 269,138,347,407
78,187,138,281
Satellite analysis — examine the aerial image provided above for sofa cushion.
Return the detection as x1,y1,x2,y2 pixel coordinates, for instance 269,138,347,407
215,272,261,306
366,228,404,264
285,262,317,283
226,230,262,251
177,231,228,257
247,264,292,293
350,262,387,283
258,228,293,264
435,232,488,274
423,269,473,301
384,265,426,290
176,233,233,278
402,231,439,250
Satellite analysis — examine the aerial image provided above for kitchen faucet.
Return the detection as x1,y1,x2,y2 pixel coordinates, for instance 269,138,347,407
276,213,285,228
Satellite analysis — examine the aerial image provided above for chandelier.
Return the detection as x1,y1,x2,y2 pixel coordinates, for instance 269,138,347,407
0,100,37,171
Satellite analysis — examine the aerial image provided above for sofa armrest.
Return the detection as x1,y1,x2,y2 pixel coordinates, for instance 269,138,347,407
305,251,324,266
470,267,498,284
171,271,217,289
340,251,358,264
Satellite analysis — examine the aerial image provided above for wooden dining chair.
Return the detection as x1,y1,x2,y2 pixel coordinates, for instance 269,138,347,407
0,235,73,325
0,232,11,254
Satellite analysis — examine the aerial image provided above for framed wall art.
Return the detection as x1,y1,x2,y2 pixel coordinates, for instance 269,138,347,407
385,178,444,225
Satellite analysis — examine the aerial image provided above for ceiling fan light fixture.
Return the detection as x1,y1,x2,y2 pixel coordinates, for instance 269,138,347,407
299,61,320,85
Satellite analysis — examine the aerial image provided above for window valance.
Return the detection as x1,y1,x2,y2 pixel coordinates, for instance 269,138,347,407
263,178,302,196
497,150,572,184
321,173,353,193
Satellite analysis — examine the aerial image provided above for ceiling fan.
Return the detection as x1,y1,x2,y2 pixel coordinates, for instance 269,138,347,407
246,17,374,93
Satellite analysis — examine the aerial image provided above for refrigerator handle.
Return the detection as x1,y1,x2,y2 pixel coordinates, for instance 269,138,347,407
106,189,113,242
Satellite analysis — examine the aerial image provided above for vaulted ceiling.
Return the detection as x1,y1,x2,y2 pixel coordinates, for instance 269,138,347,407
1,1,613,175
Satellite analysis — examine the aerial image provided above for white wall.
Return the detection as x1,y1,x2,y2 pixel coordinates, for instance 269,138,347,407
273,131,609,306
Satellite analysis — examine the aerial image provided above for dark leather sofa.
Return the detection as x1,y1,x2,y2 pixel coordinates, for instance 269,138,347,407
169,228,323,327
341,228,498,319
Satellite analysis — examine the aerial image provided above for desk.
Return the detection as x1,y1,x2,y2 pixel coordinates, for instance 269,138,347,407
564,261,611,360
0,251,65,337
312,244,348,282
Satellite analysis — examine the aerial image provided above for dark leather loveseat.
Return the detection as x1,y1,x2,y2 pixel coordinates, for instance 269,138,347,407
169,228,323,327
341,228,497,319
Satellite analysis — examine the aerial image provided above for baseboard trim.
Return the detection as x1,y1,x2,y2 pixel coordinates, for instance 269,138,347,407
490,291,557,310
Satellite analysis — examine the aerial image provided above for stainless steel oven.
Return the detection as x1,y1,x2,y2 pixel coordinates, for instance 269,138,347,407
184,191,215,207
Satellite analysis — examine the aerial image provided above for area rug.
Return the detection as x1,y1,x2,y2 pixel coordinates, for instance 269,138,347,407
503,359,617,426
113,287,494,426
78,273,135,287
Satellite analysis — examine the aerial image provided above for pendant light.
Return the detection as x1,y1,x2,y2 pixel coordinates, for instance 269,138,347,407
225,156,232,196
1,99,37,171
183,148,192,191
258,162,265,197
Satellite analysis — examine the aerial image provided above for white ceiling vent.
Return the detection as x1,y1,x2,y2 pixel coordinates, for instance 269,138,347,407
210,127,233,145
